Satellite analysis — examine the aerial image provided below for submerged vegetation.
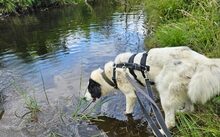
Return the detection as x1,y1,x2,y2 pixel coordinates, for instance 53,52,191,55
14,84,41,122
144,0,220,136
0,0,83,15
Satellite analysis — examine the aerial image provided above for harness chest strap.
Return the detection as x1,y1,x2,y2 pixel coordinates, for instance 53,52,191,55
140,52,148,78
128,53,145,86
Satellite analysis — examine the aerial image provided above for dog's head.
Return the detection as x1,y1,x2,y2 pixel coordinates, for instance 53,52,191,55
84,62,115,101
84,68,103,101
85,78,102,101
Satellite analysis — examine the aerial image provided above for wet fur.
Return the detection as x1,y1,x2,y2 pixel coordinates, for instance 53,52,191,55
85,46,220,129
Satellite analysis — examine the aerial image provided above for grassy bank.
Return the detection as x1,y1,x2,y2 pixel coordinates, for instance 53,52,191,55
0,0,83,16
144,0,220,57
144,0,220,136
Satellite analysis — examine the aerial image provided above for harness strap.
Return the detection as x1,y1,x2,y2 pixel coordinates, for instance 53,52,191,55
140,52,148,78
145,79,171,137
126,74,172,137
135,91,164,137
112,66,118,88
112,63,150,89
114,63,150,71
101,71,117,88
128,54,144,86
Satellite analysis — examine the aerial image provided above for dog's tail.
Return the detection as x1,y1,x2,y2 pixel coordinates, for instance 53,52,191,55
188,62,220,104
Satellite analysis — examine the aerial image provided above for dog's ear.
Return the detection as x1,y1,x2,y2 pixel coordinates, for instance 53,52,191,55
88,79,101,99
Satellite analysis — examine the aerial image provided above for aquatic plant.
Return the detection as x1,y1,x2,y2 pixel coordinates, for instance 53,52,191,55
21,94,41,122
12,80,41,122
71,97,106,122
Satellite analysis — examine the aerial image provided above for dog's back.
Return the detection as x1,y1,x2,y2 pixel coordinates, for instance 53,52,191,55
114,46,207,81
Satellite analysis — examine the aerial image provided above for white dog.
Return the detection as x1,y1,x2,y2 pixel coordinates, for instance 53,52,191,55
84,46,220,129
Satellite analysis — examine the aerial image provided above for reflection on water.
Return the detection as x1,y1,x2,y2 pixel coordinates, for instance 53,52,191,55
0,0,146,90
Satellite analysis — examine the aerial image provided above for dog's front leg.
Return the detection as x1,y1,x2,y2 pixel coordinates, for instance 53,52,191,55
160,94,176,129
164,108,175,129
124,93,137,114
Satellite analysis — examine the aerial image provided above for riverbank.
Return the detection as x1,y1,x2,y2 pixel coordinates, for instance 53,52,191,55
144,0,220,136
0,0,84,17
144,0,220,58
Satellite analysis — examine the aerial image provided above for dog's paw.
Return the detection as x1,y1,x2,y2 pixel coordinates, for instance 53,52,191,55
166,121,176,129
124,111,133,115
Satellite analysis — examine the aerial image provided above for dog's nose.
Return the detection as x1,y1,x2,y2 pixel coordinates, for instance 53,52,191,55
82,97,86,100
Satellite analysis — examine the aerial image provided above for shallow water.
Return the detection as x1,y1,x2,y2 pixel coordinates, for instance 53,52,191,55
0,0,149,136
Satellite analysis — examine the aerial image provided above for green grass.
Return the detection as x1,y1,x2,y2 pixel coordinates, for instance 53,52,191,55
145,0,220,57
144,0,220,136
175,101,220,137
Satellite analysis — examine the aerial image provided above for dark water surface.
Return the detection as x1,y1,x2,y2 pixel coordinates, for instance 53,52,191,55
0,0,149,136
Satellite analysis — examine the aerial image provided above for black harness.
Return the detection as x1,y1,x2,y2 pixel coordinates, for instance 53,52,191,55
112,52,151,89
128,53,145,86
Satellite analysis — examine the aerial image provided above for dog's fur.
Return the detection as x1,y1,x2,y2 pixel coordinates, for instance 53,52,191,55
85,46,220,129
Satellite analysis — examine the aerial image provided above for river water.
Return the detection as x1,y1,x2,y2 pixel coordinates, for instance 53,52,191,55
0,0,146,90
0,0,150,136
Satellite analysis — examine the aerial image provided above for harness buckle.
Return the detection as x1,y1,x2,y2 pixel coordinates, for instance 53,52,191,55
144,70,149,80
113,63,117,68
122,63,126,71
